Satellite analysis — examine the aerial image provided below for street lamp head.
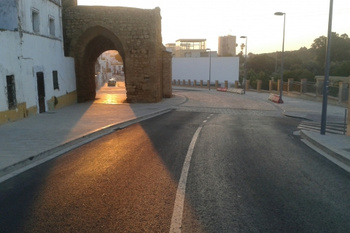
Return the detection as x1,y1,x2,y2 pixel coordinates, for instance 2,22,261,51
274,12,285,16
240,36,247,39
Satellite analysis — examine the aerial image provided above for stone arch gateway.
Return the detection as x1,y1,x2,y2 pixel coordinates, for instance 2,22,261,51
62,1,172,103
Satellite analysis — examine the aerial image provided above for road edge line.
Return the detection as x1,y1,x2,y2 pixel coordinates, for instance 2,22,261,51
169,126,202,233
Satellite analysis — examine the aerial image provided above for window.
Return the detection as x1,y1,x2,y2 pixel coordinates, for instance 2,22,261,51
53,70,59,90
49,17,55,36
6,75,17,109
32,9,40,33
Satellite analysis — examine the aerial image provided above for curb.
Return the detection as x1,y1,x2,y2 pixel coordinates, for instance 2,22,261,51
282,111,311,121
300,130,350,173
0,108,173,183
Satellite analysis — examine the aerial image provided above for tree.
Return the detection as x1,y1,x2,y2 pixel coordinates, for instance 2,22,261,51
247,70,270,90
242,32,350,90
247,54,275,74
310,32,350,67
330,61,350,76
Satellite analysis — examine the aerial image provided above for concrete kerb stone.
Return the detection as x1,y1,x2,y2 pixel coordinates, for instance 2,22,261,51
227,88,244,94
300,130,350,173
0,107,174,182
215,87,246,94
282,111,311,121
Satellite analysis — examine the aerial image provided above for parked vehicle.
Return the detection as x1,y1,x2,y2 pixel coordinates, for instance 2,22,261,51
108,78,116,86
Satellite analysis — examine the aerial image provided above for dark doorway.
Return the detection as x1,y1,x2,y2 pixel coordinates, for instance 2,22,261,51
36,72,46,113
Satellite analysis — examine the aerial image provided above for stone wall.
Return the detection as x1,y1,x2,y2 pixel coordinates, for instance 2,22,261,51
162,50,173,98
62,2,172,103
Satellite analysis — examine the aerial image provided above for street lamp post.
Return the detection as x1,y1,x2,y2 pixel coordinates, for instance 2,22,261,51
240,36,248,94
321,0,334,135
274,12,286,104
206,48,211,90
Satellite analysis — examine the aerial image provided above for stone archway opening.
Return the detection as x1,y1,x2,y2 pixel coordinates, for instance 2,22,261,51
63,5,172,103
74,26,127,103
94,50,127,104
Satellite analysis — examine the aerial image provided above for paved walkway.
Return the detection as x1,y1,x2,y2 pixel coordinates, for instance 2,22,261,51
1,87,350,182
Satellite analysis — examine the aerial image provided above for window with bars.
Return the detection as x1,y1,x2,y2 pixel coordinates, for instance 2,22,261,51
53,70,59,90
6,75,17,109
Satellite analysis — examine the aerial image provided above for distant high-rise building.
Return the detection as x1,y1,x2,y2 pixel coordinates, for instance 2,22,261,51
218,35,236,56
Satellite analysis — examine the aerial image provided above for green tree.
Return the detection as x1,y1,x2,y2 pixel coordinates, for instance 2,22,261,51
242,32,350,90
247,54,275,74
330,61,350,76
247,70,270,90
310,32,350,68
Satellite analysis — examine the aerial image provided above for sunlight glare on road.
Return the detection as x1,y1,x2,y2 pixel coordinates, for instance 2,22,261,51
94,82,127,104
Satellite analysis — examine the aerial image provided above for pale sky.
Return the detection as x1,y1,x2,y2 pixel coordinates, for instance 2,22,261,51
77,0,349,54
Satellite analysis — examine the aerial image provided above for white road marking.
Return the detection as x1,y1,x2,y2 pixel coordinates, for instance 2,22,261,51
169,125,203,233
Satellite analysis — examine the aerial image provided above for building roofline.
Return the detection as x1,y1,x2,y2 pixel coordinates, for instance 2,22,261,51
176,39,207,42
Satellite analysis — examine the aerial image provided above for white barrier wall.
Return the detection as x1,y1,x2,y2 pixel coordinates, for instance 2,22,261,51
172,57,239,84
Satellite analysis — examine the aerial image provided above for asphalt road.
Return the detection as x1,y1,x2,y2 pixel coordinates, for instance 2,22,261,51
1,109,350,232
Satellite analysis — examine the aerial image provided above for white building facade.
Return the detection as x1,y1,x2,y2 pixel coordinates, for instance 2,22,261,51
0,0,76,125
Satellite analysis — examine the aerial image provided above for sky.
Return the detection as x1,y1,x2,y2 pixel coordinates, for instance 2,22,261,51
77,0,349,54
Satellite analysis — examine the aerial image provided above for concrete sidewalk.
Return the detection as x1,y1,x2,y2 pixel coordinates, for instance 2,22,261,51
267,92,350,173
1,88,349,182
0,94,185,181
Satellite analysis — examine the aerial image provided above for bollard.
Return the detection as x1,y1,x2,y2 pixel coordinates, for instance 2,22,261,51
245,80,250,91
288,78,294,92
257,80,262,92
269,80,273,92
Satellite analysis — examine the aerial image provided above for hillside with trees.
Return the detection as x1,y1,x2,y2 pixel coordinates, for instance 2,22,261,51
238,32,350,89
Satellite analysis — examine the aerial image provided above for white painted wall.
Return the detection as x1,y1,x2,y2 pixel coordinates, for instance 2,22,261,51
18,0,62,38
0,0,75,113
20,34,76,108
0,31,22,109
172,57,239,85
